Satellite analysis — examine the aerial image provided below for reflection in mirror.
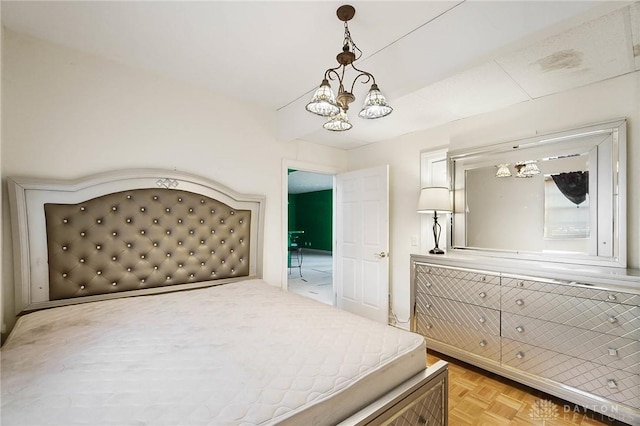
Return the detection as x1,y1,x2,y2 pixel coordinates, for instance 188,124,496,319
449,119,626,268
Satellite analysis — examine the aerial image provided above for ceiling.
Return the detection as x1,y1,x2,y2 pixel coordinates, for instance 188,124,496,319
2,1,639,150
288,171,333,195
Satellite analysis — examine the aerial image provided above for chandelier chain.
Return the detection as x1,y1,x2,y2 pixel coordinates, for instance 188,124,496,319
343,22,363,61
322,21,375,95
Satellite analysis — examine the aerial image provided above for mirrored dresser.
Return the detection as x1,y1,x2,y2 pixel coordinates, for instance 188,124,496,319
411,254,640,425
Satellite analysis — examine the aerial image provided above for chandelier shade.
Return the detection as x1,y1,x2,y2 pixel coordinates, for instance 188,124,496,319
359,84,393,119
515,161,541,178
323,108,353,131
495,164,512,178
305,79,340,117
305,5,392,131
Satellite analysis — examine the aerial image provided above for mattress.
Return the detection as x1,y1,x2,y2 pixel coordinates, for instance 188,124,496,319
1,279,426,425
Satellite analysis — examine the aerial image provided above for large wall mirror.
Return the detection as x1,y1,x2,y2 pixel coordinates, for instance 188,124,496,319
449,119,626,268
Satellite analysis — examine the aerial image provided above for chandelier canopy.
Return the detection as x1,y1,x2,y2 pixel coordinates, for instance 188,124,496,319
305,5,393,131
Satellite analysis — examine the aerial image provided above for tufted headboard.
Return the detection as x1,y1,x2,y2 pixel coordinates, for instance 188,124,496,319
8,169,265,314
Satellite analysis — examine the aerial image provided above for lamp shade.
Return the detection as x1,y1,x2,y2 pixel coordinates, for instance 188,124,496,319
323,108,352,131
417,187,451,213
516,160,541,178
358,84,393,119
495,164,512,178
305,79,340,117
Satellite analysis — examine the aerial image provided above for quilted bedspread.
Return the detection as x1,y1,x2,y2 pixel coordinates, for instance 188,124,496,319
1,279,425,425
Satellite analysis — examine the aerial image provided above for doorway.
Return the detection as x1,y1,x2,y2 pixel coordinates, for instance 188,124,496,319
287,169,334,305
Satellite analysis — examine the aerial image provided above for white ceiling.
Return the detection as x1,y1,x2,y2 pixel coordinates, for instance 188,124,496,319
2,1,639,150
288,171,333,194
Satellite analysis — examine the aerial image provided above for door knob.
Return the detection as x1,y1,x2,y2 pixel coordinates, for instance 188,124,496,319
374,252,388,258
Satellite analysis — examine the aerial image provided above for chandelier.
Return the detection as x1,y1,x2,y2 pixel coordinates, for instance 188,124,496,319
494,161,541,178
305,5,393,131
515,161,541,178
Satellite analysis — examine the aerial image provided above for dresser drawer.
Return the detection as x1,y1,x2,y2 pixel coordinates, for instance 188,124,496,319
416,293,500,335
502,275,640,306
502,313,640,374
416,314,500,361
415,264,500,309
502,286,640,340
502,339,640,408
416,264,500,285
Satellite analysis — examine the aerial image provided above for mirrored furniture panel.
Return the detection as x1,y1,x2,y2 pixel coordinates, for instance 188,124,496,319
448,119,626,268
411,254,640,425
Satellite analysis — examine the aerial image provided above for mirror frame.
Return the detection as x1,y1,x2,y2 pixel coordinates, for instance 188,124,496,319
447,119,627,268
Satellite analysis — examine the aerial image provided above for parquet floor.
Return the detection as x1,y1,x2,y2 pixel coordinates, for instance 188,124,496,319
427,351,630,426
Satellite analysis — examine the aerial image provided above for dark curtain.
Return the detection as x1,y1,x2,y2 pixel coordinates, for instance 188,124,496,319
551,171,589,206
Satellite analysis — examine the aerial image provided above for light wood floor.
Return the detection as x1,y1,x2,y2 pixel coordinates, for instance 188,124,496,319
427,352,629,426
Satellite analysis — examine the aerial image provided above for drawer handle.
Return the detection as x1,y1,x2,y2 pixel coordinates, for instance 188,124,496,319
478,317,486,324
516,351,524,359
516,326,524,333
608,316,618,324
608,348,618,356
608,294,617,301
479,340,487,347
607,379,618,389
515,299,524,306
479,292,487,299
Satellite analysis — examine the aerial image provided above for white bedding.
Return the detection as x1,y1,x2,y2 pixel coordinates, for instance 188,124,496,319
1,279,426,425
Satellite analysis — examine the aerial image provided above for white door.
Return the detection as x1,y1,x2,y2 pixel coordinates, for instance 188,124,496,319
336,165,389,323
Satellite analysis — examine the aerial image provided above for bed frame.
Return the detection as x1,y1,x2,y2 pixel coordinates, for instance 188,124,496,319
7,168,448,425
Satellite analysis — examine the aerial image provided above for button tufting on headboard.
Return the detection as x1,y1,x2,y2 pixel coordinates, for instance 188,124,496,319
44,188,251,300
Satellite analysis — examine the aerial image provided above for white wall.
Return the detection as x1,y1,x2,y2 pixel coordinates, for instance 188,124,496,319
0,29,347,338
347,70,640,328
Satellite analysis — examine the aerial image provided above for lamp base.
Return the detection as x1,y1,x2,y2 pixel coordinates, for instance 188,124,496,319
429,248,445,255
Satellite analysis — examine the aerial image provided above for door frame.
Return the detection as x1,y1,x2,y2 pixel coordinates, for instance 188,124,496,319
281,160,340,299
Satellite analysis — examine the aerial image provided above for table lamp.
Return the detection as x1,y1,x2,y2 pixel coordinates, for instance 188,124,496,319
417,187,452,254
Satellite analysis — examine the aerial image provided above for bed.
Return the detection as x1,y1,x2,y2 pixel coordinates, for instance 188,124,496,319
3,169,448,425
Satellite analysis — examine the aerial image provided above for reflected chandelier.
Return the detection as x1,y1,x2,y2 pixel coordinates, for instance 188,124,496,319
305,5,393,131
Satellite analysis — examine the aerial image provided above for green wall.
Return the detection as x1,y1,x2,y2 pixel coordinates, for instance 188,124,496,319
287,193,297,232
288,190,333,252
